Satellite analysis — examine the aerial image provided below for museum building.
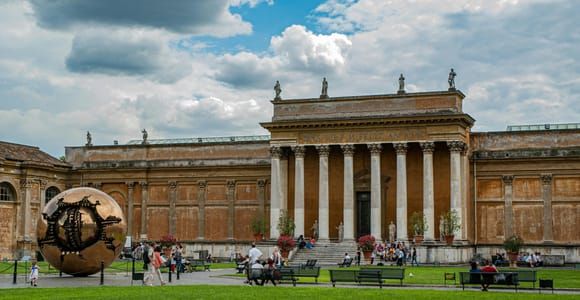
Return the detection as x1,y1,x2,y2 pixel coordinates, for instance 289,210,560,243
1,87,579,263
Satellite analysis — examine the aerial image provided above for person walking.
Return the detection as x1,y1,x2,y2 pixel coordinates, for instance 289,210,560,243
29,261,39,287
411,247,419,266
152,245,167,286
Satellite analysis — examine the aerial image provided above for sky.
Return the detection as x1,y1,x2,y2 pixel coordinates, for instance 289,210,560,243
0,0,578,157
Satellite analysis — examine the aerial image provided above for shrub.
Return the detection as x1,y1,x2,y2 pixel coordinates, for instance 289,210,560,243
160,234,177,249
410,211,428,236
503,235,524,253
357,234,376,251
441,210,460,236
277,210,295,236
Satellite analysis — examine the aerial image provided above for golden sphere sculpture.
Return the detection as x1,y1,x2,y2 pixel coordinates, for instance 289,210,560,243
37,187,126,276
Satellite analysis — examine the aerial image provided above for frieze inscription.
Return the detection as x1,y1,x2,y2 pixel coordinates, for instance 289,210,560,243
299,128,428,144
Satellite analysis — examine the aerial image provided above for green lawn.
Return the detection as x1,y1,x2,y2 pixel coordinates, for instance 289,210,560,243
225,266,580,289
0,285,576,300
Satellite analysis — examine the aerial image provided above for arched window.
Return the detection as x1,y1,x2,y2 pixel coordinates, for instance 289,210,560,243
0,182,16,201
45,186,61,203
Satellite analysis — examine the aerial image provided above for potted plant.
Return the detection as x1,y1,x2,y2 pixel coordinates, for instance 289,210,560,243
277,235,296,258
503,235,524,268
410,211,428,243
357,234,376,260
277,210,295,236
441,210,460,245
251,216,266,241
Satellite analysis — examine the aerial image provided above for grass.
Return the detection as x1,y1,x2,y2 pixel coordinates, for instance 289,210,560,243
224,266,580,289
0,285,576,300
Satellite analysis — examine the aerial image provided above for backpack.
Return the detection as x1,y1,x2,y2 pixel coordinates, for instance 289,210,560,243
143,246,151,264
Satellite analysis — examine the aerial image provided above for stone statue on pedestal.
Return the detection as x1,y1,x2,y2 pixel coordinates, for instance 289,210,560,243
274,80,282,100
311,220,319,239
388,221,396,242
320,77,328,98
336,221,344,242
398,74,405,94
448,68,457,90
86,131,92,147
141,129,148,144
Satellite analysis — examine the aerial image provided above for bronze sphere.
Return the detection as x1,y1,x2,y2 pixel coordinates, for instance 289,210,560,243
37,187,126,276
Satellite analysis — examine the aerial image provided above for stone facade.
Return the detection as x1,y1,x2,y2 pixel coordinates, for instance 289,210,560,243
1,89,579,262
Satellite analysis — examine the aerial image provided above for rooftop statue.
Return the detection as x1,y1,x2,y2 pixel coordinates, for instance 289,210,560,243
320,77,329,99
448,68,457,90
142,129,148,144
86,131,92,147
274,80,282,100
398,73,405,94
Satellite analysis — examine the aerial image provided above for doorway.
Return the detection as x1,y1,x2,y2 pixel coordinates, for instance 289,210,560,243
356,191,371,238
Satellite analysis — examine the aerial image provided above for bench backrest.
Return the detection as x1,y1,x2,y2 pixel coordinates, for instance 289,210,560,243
329,269,358,282
358,269,381,278
499,269,535,281
305,259,318,267
361,266,405,279
459,272,481,284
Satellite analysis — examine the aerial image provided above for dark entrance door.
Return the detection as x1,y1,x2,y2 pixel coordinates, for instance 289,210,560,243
356,192,371,238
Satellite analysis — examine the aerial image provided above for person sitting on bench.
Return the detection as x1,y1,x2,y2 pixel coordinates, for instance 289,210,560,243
480,260,498,291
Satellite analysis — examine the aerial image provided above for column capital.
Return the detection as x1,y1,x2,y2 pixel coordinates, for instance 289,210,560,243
93,182,102,190
168,181,177,190
226,179,236,190
39,179,48,190
367,143,382,155
197,180,207,190
420,141,435,153
291,145,306,158
447,140,466,153
257,178,267,188
393,142,408,154
541,173,553,185
502,175,514,185
126,182,135,189
316,144,330,157
20,179,34,190
341,144,355,156
140,181,148,188
270,146,282,158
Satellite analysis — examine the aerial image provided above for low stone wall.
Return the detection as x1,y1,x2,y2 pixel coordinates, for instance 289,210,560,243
474,245,580,264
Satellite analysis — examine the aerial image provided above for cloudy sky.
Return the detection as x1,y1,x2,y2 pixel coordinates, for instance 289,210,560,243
0,0,578,157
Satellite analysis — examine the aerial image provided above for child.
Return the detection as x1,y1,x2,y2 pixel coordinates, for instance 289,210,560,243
29,261,39,287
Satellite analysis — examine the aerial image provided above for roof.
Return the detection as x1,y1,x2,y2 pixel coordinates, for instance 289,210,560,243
125,135,271,145
0,141,70,168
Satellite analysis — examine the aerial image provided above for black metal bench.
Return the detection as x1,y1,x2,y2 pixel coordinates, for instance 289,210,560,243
235,262,246,274
281,266,321,283
300,259,317,269
459,272,519,291
360,266,405,286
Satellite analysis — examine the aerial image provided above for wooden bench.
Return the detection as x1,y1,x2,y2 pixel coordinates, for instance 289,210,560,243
357,269,383,288
329,269,358,287
186,259,211,272
459,272,519,291
338,258,353,268
361,266,405,286
278,268,297,286
499,269,536,288
281,266,321,283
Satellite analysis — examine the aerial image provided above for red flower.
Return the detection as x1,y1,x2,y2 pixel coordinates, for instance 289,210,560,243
357,234,376,251
277,235,296,252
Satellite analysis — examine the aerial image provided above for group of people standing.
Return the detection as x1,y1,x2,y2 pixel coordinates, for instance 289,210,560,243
239,243,284,286
362,241,418,267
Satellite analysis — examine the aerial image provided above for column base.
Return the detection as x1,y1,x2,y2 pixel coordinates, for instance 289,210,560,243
139,234,148,241
543,240,554,245
452,239,470,246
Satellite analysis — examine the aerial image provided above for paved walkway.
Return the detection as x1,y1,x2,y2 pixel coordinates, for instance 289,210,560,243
2,269,580,295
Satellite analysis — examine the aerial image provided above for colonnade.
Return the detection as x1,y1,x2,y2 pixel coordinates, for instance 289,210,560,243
269,141,468,243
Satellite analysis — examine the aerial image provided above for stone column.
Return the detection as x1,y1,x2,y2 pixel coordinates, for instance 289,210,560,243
367,143,382,241
502,175,514,238
39,180,47,213
316,145,330,241
394,142,408,241
126,182,135,237
226,179,236,241
292,146,305,238
140,182,149,241
19,179,33,241
257,179,266,221
341,144,355,242
420,142,435,241
448,141,465,240
168,181,177,236
280,152,288,213
541,174,553,243
269,146,282,239
197,180,207,240
461,146,469,240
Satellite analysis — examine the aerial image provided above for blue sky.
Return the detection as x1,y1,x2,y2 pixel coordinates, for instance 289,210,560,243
0,0,578,157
